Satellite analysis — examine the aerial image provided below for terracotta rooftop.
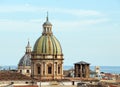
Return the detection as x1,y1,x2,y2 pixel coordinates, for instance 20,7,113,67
14,85,38,87
64,77,99,81
0,71,32,81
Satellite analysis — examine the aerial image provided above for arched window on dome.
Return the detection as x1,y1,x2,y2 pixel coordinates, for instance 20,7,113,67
20,70,22,73
58,64,61,74
26,70,29,73
38,66,41,74
36,63,41,74
47,63,52,74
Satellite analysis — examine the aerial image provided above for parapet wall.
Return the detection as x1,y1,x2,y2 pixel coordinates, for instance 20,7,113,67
0,80,32,87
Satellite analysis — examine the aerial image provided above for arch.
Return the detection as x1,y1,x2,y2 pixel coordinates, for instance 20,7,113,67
36,63,41,74
36,63,41,66
20,70,22,73
26,70,29,73
47,63,52,74
58,64,61,74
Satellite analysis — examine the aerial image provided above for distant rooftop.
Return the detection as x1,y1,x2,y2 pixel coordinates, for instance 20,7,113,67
14,85,38,87
74,61,90,65
0,71,32,81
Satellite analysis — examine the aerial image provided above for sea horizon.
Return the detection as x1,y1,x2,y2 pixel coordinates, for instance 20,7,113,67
0,65,120,74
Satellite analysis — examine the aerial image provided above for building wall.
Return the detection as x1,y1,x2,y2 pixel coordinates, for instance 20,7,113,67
0,80,32,87
74,64,90,78
31,54,64,80
18,66,31,76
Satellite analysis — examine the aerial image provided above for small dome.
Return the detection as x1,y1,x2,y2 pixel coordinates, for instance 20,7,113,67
43,21,52,26
43,14,52,26
18,54,31,66
33,35,62,55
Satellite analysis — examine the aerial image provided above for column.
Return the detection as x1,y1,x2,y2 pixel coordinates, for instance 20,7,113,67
75,64,78,77
41,63,43,76
31,61,34,78
43,62,45,76
55,62,57,76
61,62,63,79
31,61,34,85
45,63,47,75
87,65,89,78
80,64,82,78
53,62,55,79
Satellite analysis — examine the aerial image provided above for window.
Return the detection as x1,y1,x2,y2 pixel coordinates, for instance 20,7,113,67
48,66,52,74
11,82,14,84
26,82,28,84
38,66,41,74
20,70,22,73
58,66,60,74
43,71,45,75
26,70,29,73
78,74,80,77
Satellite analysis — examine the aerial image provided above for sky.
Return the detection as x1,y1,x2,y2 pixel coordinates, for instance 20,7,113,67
0,0,120,66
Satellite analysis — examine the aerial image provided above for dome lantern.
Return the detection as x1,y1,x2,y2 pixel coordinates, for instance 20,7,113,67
42,12,53,35
26,40,31,54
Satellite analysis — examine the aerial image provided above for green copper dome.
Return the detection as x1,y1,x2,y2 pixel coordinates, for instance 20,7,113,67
33,15,63,55
33,35,62,54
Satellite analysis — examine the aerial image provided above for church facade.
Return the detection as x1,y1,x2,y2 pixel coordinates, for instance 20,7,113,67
31,15,64,80
18,41,31,76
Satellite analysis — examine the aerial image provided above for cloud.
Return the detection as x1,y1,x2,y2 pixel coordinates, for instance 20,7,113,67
0,5,107,32
0,5,42,12
0,5,103,17
53,18,109,30
0,20,42,32
52,8,103,17
0,18,109,32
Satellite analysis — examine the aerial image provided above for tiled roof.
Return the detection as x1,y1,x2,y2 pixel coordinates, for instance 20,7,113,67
14,85,38,87
74,61,90,65
0,71,32,81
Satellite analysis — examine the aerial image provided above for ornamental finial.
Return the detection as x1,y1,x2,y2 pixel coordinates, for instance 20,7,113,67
46,11,48,21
